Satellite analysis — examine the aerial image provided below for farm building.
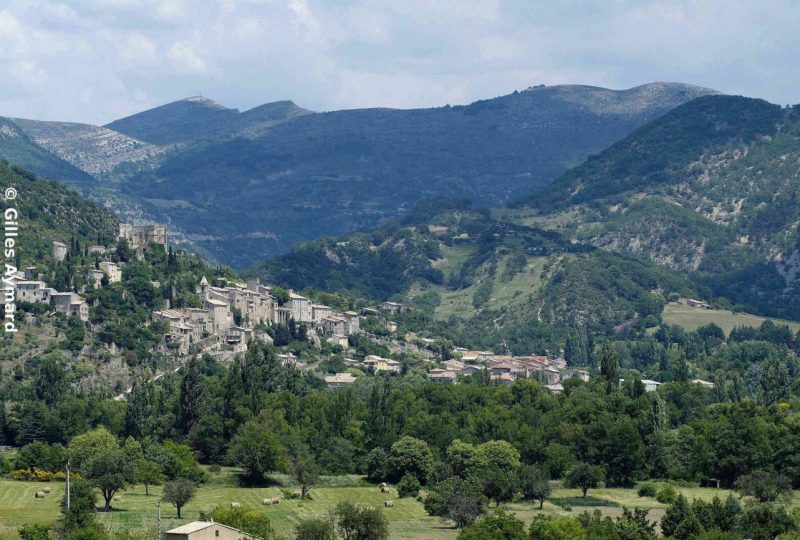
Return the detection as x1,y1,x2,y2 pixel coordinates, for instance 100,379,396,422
166,521,255,540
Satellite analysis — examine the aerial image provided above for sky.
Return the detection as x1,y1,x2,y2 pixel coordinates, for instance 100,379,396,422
0,0,798,125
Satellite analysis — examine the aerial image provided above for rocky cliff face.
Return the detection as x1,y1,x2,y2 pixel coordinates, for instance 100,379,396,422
11,118,165,179
0,117,94,184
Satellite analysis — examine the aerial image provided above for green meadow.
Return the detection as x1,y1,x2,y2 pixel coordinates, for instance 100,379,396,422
0,469,772,540
662,303,800,335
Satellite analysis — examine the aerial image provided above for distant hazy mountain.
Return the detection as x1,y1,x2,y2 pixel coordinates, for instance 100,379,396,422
4,82,715,267
104,96,311,146
123,82,715,266
0,117,95,185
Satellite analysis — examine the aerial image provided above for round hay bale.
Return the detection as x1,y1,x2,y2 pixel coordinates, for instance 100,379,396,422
384,500,394,507
42,487,51,494
35,492,45,498
262,498,272,505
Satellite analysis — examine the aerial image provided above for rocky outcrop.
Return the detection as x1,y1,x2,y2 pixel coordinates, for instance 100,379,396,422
12,118,165,179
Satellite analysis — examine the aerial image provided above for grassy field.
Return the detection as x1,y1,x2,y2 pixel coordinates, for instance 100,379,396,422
492,207,582,232
0,471,768,540
433,255,547,320
662,303,800,335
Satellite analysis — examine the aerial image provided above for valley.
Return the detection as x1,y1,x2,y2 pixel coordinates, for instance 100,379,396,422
3,84,800,540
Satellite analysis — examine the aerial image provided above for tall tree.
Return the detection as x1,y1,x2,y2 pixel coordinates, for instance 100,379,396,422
227,412,288,484
599,343,619,392
33,354,67,406
179,357,203,434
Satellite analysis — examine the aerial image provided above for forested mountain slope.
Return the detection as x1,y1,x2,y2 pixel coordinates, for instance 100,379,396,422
105,96,311,146
247,199,698,353
514,95,800,319
0,160,118,263
123,83,715,266
3,83,712,267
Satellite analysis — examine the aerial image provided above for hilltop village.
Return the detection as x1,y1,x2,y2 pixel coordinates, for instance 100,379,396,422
7,223,594,395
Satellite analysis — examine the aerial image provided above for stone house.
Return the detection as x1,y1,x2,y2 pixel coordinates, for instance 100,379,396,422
428,369,457,384
99,261,122,283
15,281,51,303
325,373,357,388
342,311,360,334
561,368,590,382
380,301,404,313
51,241,67,262
166,521,255,540
364,355,402,374
312,304,333,322
286,292,313,322
87,269,105,287
539,367,561,385
50,292,89,321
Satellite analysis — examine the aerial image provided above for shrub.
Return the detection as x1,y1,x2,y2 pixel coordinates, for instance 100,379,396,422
281,488,301,500
637,483,657,498
528,514,586,540
333,501,388,540
11,468,54,482
18,524,50,540
295,517,335,540
656,484,678,504
397,474,421,498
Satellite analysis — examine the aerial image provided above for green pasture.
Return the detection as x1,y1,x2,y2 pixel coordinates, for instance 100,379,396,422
662,303,800,335
0,472,766,540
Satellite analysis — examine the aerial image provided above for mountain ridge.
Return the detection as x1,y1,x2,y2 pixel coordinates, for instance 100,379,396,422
122,82,716,266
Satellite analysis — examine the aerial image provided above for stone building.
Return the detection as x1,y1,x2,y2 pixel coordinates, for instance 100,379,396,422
166,521,255,540
99,261,122,283
118,223,167,259
52,241,67,262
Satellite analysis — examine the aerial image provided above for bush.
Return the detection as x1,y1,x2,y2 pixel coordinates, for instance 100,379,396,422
280,488,301,500
637,483,657,498
656,484,678,504
11,468,54,482
364,448,389,483
18,524,50,540
334,501,388,540
295,517,335,540
397,474,421,498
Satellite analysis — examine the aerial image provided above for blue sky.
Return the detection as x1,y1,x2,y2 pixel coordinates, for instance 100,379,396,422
1,0,798,124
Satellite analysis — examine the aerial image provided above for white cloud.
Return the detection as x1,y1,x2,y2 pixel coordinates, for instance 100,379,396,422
167,40,209,75
0,0,797,124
